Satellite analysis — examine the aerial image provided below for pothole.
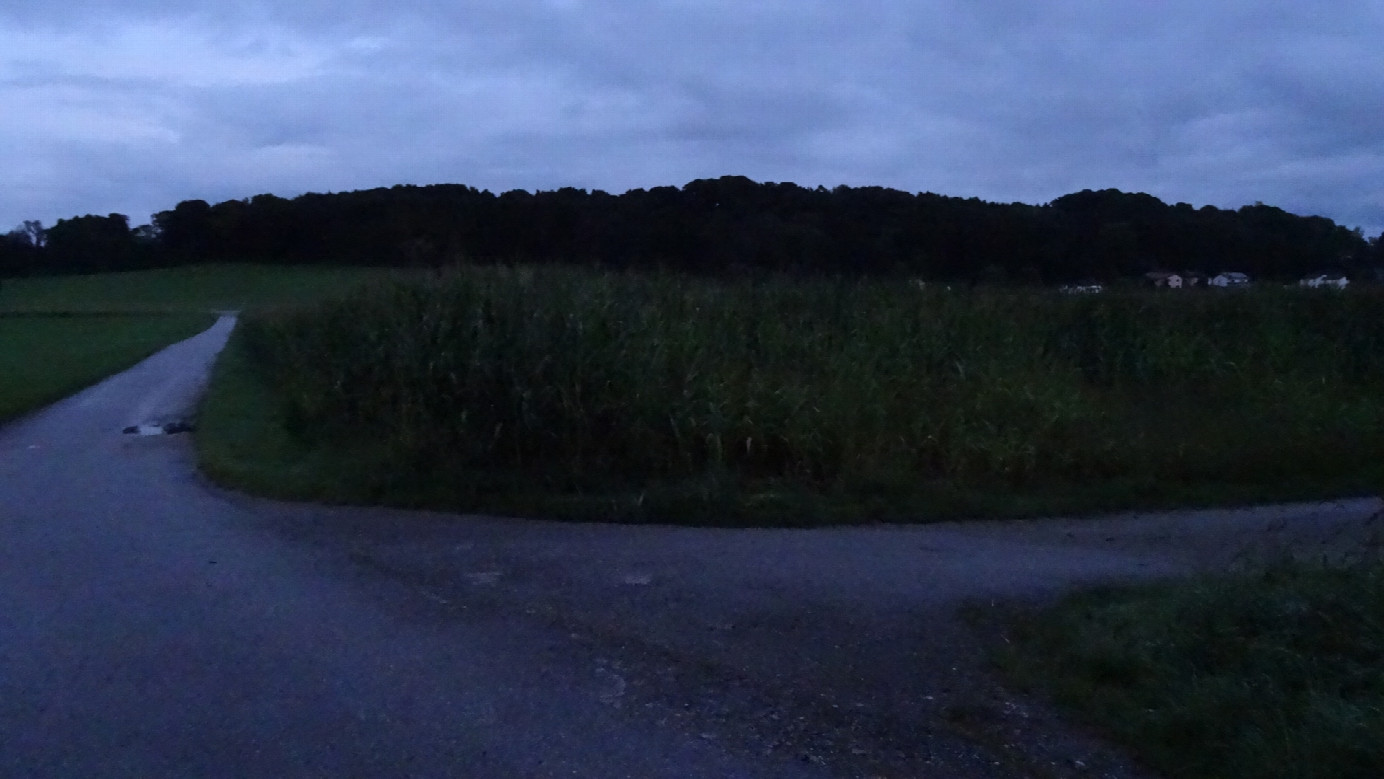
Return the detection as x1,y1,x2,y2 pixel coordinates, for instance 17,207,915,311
122,420,195,436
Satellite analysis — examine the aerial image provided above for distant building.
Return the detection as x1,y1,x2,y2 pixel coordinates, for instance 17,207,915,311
1299,274,1349,290
1209,272,1250,288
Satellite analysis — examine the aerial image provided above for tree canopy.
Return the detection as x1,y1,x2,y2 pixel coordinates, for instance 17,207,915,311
4,178,1380,283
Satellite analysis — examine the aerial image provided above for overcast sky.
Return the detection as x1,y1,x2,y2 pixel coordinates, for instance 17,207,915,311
3,1,1382,235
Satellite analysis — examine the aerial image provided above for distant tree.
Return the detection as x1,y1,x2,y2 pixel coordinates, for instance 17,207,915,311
44,213,137,273
152,200,213,261
0,226,41,277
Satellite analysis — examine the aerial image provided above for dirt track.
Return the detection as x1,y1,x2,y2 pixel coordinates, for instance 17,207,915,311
2,316,1379,777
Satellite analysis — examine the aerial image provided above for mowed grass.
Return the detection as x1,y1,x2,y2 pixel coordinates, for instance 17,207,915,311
0,264,392,424
0,263,400,314
198,265,1384,524
996,558,1384,778
0,314,215,423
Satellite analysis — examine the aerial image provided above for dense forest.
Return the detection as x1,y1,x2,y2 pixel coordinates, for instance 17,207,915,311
3,176,1381,283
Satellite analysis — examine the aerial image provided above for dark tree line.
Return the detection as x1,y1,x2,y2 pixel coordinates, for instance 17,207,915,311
4,177,1382,283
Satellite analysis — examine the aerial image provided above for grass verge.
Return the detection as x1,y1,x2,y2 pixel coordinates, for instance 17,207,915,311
994,558,1384,778
195,328,390,502
0,313,215,423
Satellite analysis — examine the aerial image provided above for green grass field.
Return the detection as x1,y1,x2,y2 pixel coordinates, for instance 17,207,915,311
0,263,400,314
996,558,1384,778
0,264,390,424
197,265,1384,524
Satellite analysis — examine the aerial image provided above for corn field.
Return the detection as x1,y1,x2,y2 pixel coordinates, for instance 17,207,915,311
239,266,1384,505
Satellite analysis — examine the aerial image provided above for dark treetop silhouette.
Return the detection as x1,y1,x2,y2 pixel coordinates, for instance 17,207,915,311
4,177,1380,283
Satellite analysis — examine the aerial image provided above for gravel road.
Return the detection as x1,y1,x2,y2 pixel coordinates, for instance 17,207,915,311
2,316,1378,777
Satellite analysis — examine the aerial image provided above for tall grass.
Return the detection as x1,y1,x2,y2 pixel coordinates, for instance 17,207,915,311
235,266,1384,520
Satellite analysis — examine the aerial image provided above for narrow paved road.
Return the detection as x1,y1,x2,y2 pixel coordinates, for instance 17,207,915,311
2,318,1379,777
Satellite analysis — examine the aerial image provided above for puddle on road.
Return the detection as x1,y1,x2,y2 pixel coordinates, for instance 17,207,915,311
122,420,195,436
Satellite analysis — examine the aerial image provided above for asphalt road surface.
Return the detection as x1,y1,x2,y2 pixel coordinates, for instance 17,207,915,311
2,317,1379,778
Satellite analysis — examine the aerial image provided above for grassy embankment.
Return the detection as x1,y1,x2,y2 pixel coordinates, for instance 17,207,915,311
996,556,1384,778
0,264,393,425
197,265,1384,524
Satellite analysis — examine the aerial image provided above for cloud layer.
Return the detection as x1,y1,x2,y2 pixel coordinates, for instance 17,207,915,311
4,1,1382,234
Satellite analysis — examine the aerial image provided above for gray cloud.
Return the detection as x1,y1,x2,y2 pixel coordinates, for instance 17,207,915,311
2,0,1381,235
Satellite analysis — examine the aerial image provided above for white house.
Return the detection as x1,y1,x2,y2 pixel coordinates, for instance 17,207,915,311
1209,272,1250,287
1299,274,1349,290
1059,282,1104,294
